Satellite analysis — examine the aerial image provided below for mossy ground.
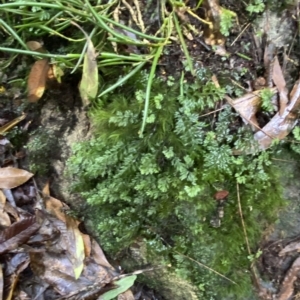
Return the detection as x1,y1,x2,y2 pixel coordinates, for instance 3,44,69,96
68,70,286,299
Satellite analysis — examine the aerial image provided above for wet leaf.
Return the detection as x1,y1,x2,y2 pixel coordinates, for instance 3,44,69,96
65,216,85,279
72,21,98,106
29,251,88,295
0,215,40,254
0,167,33,189
100,275,137,300
45,196,85,279
27,58,50,102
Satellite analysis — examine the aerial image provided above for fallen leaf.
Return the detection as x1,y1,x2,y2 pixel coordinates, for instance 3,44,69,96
0,215,40,254
272,56,288,115
82,232,91,257
277,257,300,300
100,275,137,300
44,196,85,279
118,289,135,300
0,114,26,135
0,167,33,189
44,195,68,223
91,238,115,270
0,190,10,227
65,216,85,279
279,240,300,256
29,251,89,294
26,41,44,52
230,90,263,131
71,21,98,106
27,58,49,102
42,181,50,197
254,78,300,150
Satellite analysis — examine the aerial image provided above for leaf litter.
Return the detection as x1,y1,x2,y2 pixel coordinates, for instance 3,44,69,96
227,41,300,154
0,138,137,299
26,41,64,103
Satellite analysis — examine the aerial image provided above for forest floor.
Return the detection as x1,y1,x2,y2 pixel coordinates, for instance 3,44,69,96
1,0,300,299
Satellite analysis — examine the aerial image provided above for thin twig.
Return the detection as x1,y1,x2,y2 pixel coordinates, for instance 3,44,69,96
133,0,145,32
236,182,251,255
199,107,225,117
173,249,237,285
231,23,250,46
271,158,298,163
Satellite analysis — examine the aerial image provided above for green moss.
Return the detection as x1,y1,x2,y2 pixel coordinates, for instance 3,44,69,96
68,70,285,299
25,127,55,175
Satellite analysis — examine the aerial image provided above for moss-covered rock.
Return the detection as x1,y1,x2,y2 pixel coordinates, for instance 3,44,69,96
68,70,285,299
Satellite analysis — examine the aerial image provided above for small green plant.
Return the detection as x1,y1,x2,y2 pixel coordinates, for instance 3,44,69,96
290,126,300,155
68,69,285,299
246,0,265,15
25,128,54,175
247,249,263,262
260,88,275,112
220,8,236,37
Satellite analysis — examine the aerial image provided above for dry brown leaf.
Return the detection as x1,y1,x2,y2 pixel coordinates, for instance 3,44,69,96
254,78,300,150
65,216,85,279
229,90,266,131
118,289,135,300
277,257,300,300
279,240,300,256
42,181,50,197
27,59,49,102
91,238,115,270
82,232,91,257
272,56,288,115
0,216,40,254
0,190,10,227
26,41,44,52
29,251,88,294
44,196,68,223
0,167,33,189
